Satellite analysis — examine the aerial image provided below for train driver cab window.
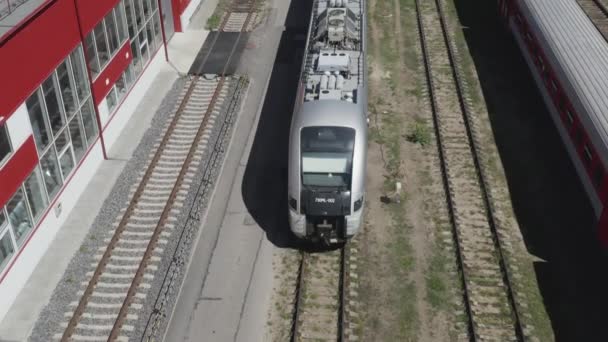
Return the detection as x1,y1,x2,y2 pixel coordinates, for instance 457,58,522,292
301,126,355,189
0,124,12,166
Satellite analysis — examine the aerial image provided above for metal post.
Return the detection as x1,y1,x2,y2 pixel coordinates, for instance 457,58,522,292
157,0,170,62
72,0,108,160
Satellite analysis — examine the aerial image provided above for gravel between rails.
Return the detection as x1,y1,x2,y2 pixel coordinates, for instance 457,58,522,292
28,75,247,342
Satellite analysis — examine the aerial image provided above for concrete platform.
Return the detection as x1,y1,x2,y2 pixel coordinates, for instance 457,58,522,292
0,3,216,341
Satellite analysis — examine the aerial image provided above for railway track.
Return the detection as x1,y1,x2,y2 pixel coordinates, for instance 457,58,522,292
57,0,258,341
415,0,525,340
291,248,347,342
578,0,608,40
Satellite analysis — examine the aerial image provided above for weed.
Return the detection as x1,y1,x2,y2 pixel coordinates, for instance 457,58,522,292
407,120,431,146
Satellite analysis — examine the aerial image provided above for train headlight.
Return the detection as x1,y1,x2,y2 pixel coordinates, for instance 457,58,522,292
354,196,363,212
289,196,298,211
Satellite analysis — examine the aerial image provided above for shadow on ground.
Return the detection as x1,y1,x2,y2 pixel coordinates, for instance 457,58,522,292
453,0,608,340
240,0,317,250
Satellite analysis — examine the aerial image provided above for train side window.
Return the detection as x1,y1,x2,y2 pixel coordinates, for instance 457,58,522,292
583,145,593,166
550,79,558,94
594,165,604,188
516,14,523,25
537,56,546,72
565,109,574,126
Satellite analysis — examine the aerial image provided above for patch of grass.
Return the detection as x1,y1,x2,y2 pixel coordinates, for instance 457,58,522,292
426,250,449,309
206,13,221,30
407,120,431,146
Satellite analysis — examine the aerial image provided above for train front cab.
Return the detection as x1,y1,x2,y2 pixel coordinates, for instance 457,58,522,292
499,0,608,247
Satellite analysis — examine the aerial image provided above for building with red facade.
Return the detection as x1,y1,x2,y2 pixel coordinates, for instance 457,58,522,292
0,0,202,319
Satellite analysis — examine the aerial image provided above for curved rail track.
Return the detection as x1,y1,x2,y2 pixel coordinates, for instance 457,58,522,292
415,0,525,340
58,0,258,341
291,248,347,342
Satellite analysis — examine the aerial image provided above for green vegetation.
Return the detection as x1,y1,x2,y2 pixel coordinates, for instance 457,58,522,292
407,120,432,147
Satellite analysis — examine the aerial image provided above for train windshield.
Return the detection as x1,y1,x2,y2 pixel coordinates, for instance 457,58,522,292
301,126,355,188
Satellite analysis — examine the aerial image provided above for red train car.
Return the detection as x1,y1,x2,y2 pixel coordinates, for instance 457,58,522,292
499,0,608,245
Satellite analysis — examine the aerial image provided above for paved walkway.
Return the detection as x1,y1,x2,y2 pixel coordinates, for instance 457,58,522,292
0,4,215,341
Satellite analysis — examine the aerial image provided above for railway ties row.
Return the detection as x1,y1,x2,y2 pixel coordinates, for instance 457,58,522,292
57,76,232,342
415,0,525,341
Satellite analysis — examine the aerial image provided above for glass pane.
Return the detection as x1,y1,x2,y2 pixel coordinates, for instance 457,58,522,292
7,188,33,246
115,4,129,43
85,33,100,78
146,19,155,52
151,0,157,12
81,99,99,146
125,64,135,88
105,12,120,54
42,74,66,136
59,147,75,180
116,73,128,102
40,147,63,199
95,22,110,68
142,0,150,20
68,114,87,162
153,13,162,50
70,46,90,102
55,127,70,153
24,166,48,222
26,91,51,152
0,209,6,228
57,60,78,117
0,231,15,272
106,87,118,113
0,125,11,164
131,40,142,76
138,30,149,64
134,0,143,29
125,0,136,39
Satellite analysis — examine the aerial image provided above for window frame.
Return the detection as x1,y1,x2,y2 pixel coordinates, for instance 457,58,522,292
0,124,13,167
0,222,17,273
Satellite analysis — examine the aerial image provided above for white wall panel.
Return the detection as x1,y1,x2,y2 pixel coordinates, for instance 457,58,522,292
5,103,32,151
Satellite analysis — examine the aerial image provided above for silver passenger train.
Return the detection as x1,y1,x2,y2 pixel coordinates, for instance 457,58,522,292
288,0,368,243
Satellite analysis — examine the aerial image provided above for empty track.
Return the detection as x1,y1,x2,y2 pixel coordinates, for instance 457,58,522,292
415,0,525,340
58,0,258,341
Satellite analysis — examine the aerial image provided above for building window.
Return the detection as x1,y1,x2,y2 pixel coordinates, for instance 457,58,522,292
105,12,120,53
57,60,78,117
81,99,98,146
0,228,15,273
0,125,11,165
7,188,33,247
40,147,63,200
70,47,90,103
26,92,51,153
42,75,65,136
115,3,129,43
94,22,111,68
125,0,161,82
68,114,87,162
24,166,48,223
0,209,5,229
85,34,100,78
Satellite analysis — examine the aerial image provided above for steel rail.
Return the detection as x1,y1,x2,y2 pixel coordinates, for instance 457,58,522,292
60,0,259,340
415,0,525,340
290,248,347,342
